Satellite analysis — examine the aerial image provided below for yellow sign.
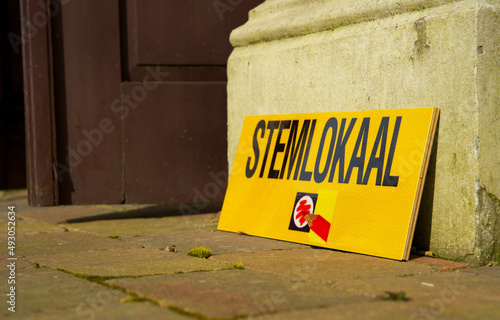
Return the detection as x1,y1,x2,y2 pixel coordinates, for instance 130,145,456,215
218,108,440,260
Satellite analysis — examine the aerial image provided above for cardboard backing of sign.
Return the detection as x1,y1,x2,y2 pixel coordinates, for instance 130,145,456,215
218,108,440,260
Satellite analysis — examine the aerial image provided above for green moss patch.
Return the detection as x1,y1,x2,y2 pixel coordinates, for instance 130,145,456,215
378,291,409,301
187,246,212,259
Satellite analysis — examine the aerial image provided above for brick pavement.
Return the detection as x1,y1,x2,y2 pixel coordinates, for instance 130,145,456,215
1,190,499,319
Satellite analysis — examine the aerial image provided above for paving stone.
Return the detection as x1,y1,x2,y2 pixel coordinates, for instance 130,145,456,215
260,300,469,320
16,218,65,235
6,303,191,320
120,230,308,254
17,231,143,257
332,271,500,320
0,201,31,217
0,201,28,237
59,214,306,254
4,190,499,320
0,259,187,320
29,248,230,277
409,255,472,271
211,248,434,283
0,206,13,225
0,189,29,208
0,190,110,225
445,304,500,320
60,213,220,237
460,265,500,278
2,191,214,229
107,269,370,319
0,208,65,258
16,205,131,225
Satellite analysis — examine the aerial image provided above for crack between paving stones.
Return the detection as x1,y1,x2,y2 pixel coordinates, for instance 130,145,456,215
54,268,161,306
173,266,248,274
43,265,250,320
29,261,161,307
167,305,236,320
33,262,332,319
236,303,338,320
29,261,248,308
165,303,335,320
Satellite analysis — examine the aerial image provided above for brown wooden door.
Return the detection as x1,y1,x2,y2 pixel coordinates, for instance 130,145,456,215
21,0,263,206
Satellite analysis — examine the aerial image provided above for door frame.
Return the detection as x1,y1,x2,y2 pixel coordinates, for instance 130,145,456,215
21,0,58,206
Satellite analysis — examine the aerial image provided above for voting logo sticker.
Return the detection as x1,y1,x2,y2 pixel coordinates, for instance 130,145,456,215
289,192,317,232
289,192,331,242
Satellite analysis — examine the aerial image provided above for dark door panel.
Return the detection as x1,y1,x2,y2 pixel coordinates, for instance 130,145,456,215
130,0,259,65
135,0,231,65
51,0,124,204
123,82,227,204
123,0,264,80
23,0,264,205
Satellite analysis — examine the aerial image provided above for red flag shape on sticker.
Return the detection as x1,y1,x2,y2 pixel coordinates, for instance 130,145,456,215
310,215,331,242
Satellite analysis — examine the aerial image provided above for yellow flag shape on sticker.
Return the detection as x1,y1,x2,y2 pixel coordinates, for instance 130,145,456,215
218,108,440,260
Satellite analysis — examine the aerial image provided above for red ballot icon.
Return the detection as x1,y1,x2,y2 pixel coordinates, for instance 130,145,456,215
290,192,333,243
304,213,331,242
295,202,331,242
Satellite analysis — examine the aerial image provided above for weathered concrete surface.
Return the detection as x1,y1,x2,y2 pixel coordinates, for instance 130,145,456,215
227,0,500,265
230,0,463,47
